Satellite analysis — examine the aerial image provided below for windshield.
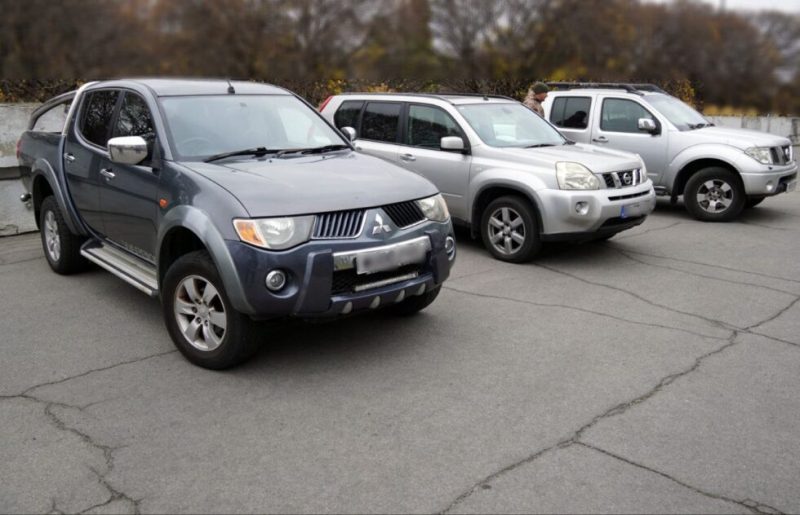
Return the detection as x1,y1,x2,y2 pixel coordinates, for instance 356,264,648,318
646,94,710,131
159,95,346,160
456,103,566,148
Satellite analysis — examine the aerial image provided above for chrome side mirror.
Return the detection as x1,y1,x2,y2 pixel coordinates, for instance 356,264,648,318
341,126,357,141
441,136,465,152
108,136,148,165
638,118,658,134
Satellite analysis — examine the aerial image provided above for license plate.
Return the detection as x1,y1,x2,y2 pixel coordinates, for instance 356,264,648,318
356,240,429,275
620,202,643,219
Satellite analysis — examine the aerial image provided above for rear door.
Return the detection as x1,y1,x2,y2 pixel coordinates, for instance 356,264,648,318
64,89,121,235
548,95,593,144
397,103,471,220
591,97,669,181
99,91,160,262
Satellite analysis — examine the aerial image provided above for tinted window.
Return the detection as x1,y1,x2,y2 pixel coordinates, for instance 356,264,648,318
407,105,464,149
550,97,591,130
601,98,655,133
114,93,155,141
81,90,119,147
361,102,401,143
33,101,71,132
334,100,363,131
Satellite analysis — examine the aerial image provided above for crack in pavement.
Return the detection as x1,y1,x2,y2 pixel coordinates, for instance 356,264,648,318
439,332,744,514
443,285,731,341
745,296,800,332
576,442,784,515
604,245,800,297
612,221,686,241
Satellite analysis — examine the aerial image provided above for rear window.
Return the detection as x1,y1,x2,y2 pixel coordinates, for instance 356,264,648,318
80,90,119,147
333,100,363,131
550,97,591,129
361,102,401,143
33,101,71,132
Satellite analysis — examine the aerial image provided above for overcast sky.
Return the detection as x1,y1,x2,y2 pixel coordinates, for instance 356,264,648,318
649,0,800,12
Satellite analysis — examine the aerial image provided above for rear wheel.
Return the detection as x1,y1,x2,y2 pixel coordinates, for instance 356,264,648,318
39,196,87,274
683,167,745,222
386,286,441,316
162,251,260,369
480,195,541,262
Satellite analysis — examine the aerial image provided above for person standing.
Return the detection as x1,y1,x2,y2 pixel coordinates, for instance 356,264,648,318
523,82,549,116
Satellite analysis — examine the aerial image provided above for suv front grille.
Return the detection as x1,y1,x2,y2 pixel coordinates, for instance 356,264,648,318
601,169,646,189
313,209,365,239
382,201,426,228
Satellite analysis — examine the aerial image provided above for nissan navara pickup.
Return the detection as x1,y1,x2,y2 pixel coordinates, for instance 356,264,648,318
321,93,656,262
17,79,456,369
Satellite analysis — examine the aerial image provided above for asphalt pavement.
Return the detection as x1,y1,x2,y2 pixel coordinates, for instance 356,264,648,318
1,193,799,514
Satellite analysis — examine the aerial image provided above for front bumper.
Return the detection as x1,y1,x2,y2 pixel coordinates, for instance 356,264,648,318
740,162,797,196
537,181,656,241
224,218,454,318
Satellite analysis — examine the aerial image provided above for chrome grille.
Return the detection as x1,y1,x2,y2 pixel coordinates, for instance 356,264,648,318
601,168,646,189
312,209,365,239
775,145,793,164
382,201,426,228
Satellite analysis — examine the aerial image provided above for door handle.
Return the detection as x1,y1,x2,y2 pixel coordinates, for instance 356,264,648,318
64,153,75,163
100,168,116,180
400,153,416,162
592,137,608,143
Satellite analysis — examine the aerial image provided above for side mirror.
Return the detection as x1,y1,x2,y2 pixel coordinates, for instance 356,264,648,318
341,126,357,141
108,136,148,165
441,136,465,152
638,118,659,134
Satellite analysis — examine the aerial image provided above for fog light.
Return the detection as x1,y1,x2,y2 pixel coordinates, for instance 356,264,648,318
766,181,774,192
575,202,590,215
265,270,287,291
445,236,456,260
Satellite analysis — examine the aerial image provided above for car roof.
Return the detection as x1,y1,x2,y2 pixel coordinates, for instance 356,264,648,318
334,92,517,106
89,78,290,97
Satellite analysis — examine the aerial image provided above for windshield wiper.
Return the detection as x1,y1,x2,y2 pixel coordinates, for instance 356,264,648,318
204,147,280,163
563,140,577,145
687,123,714,130
526,143,557,148
277,144,351,156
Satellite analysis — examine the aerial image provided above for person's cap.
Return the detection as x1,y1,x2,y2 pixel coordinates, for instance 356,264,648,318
532,82,549,94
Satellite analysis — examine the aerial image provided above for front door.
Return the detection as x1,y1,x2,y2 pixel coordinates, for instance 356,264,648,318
99,91,160,262
591,97,669,182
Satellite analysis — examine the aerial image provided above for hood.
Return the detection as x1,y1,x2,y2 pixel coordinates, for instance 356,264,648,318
182,151,438,217
485,143,643,173
690,126,791,150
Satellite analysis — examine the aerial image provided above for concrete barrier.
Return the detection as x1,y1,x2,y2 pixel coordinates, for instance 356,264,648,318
1,103,799,236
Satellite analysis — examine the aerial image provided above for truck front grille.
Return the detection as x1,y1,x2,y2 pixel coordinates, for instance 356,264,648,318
772,146,793,165
313,209,365,239
601,169,646,189
382,201,426,228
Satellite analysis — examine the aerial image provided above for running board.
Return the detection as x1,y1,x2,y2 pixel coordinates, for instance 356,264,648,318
81,240,159,297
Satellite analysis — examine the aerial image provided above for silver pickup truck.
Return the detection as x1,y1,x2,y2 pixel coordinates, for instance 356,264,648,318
543,83,797,221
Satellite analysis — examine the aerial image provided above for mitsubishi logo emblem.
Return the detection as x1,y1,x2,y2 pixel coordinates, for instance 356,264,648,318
621,172,633,186
372,213,392,235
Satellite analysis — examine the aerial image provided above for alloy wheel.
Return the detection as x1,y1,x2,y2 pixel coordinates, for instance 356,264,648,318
696,179,734,213
174,275,228,352
487,207,526,255
44,210,61,262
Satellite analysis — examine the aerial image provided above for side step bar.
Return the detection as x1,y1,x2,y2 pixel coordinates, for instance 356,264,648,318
81,240,159,297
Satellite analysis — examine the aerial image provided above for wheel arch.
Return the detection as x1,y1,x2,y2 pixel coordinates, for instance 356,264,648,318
471,184,544,238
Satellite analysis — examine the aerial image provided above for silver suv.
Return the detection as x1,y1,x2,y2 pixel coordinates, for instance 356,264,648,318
321,93,655,262
543,83,797,221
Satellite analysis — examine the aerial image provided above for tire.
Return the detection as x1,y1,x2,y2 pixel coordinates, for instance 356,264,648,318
480,195,541,262
386,285,441,316
162,250,260,369
683,167,745,222
39,196,87,274
745,196,766,209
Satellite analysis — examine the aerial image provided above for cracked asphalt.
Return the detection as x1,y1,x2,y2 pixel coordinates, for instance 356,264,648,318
1,192,799,514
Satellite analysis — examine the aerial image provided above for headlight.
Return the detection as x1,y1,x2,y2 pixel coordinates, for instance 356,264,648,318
233,216,315,250
639,160,649,184
416,194,450,222
556,162,600,190
745,147,774,165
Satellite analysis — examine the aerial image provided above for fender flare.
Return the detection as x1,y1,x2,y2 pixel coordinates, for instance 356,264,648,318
31,159,86,235
468,169,547,234
665,144,746,196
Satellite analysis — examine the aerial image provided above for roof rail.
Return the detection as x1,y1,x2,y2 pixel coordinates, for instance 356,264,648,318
546,82,667,95
337,91,516,104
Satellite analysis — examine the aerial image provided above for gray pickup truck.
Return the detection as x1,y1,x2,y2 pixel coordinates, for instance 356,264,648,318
543,83,797,221
17,79,455,369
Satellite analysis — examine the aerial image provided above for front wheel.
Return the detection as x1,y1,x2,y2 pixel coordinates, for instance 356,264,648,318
683,167,745,222
480,195,541,262
162,251,260,369
39,196,87,274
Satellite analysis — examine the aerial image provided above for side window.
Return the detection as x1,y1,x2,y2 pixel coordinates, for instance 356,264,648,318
361,102,401,143
114,93,155,141
550,97,591,130
407,105,464,149
601,98,655,134
333,100,363,131
80,90,119,147
33,101,71,133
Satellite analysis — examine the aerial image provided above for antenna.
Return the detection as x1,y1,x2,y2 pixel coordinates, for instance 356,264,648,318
227,80,235,94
